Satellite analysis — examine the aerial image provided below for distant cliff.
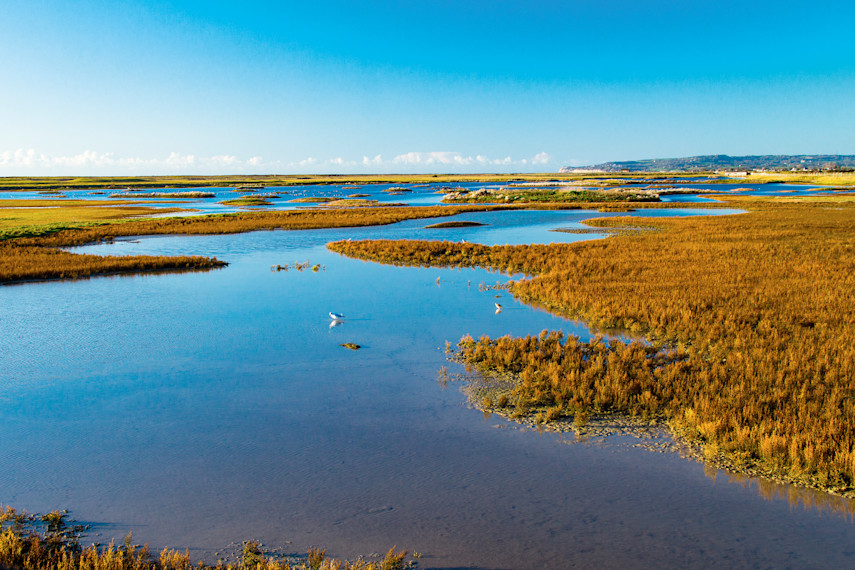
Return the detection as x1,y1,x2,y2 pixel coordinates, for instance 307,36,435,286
560,154,855,173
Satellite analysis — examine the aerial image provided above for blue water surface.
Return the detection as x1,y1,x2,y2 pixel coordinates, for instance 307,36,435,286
1,204,853,569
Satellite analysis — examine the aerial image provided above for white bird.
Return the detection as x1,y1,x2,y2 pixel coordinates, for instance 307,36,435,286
494,303,502,311
329,312,345,320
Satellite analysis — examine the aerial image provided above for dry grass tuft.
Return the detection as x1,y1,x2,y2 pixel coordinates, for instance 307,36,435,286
0,506,410,570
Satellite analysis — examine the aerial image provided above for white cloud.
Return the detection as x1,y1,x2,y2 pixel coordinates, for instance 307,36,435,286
295,156,317,167
0,148,556,175
532,151,551,165
164,152,197,167
0,148,278,174
393,152,476,166
210,155,239,166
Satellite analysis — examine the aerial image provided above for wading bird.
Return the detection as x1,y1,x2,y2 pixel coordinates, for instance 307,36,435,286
329,312,345,320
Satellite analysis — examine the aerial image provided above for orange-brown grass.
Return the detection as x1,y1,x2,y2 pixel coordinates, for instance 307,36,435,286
0,243,226,284
9,205,512,248
0,199,722,285
328,196,855,494
0,205,513,284
0,506,409,570
0,199,222,283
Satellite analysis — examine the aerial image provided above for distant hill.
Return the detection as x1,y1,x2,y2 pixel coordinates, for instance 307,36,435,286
560,154,855,173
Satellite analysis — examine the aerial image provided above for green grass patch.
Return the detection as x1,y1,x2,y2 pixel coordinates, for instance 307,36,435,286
219,196,273,206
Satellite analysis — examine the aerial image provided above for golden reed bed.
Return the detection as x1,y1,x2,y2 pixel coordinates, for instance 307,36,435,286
0,205,510,284
328,195,855,495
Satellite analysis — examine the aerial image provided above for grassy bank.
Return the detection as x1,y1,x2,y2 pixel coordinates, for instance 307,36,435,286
0,199,188,240
0,507,409,570
741,171,855,186
2,172,852,194
0,199,228,283
0,205,522,284
0,199,701,284
442,187,662,204
0,173,725,192
328,195,855,495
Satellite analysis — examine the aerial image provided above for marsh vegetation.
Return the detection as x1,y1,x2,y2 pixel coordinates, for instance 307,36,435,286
329,195,855,495
423,221,485,229
4,183,855,568
442,187,661,204
1,173,710,192
0,507,409,570
109,191,216,199
0,205,515,284
220,197,274,206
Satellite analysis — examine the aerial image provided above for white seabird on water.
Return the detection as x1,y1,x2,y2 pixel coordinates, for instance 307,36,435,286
329,312,345,320
494,303,502,312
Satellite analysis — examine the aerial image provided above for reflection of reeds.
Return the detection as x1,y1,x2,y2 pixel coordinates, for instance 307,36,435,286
0,506,410,569
706,469,855,521
330,196,855,496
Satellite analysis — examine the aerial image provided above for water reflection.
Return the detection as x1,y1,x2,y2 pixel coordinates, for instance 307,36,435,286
704,465,855,521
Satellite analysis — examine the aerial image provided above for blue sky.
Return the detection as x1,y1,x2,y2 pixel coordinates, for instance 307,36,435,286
2,0,854,175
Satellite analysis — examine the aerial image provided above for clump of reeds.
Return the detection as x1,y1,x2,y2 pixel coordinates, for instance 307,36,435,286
0,506,409,570
220,197,273,206
0,242,227,284
270,260,322,273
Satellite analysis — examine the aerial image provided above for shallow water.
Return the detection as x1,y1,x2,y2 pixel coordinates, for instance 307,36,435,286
1,179,833,216
2,208,855,568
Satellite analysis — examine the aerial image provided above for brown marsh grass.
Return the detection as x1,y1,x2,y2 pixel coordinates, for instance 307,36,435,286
220,197,274,206
0,506,409,570
0,196,723,285
0,173,720,192
0,205,514,284
0,243,227,284
328,196,855,495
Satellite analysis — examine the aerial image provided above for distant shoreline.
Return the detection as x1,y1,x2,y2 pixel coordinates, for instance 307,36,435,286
3,170,854,193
